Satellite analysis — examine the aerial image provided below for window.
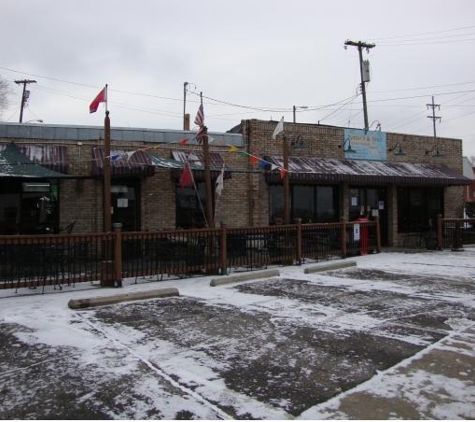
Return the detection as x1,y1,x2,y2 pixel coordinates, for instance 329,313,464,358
397,187,443,232
0,179,59,234
269,184,339,224
176,182,208,229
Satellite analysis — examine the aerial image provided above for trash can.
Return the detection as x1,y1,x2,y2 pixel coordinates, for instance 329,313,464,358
357,217,369,255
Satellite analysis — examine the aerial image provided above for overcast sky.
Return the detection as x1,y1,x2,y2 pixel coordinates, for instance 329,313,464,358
1,0,475,157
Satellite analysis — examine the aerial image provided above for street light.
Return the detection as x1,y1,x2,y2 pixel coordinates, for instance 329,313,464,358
293,105,308,123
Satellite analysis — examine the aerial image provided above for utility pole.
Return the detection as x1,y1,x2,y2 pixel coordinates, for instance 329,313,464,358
426,95,442,156
14,79,37,123
183,82,188,130
344,40,375,130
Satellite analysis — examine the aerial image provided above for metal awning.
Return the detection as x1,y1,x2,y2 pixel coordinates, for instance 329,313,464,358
150,150,231,181
0,143,71,179
18,145,69,173
92,147,155,177
264,156,471,186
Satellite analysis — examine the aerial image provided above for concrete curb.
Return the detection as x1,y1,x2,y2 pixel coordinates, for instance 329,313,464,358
304,260,357,274
210,269,280,287
68,287,179,310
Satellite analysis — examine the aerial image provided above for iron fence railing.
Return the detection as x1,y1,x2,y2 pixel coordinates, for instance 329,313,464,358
0,233,114,292
438,217,475,250
0,219,381,292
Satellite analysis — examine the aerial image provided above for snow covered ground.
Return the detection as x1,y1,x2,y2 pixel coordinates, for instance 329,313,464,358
0,249,474,419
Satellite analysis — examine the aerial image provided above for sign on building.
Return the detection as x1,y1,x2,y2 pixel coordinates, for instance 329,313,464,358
344,128,387,161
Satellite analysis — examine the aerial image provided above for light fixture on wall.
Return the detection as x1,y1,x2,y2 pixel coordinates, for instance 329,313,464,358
365,120,381,134
425,142,442,157
388,141,405,156
339,137,356,153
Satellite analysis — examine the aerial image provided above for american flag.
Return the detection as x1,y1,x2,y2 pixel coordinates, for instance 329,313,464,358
194,103,205,127
195,125,207,144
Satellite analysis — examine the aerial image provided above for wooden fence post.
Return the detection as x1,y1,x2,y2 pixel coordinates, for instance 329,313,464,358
340,218,347,258
219,223,227,275
295,218,302,265
437,214,443,250
113,223,123,287
375,217,381,253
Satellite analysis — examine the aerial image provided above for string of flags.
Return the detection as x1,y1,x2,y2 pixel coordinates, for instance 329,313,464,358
90,87,290,191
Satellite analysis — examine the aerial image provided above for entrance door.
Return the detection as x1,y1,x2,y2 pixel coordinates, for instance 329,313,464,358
111,180,140,231
349,187,388,246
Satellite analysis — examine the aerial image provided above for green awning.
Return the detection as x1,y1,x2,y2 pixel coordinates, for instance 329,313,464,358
0,143,71,179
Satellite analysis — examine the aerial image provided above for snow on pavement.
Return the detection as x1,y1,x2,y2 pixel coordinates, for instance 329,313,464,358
0,249,474,419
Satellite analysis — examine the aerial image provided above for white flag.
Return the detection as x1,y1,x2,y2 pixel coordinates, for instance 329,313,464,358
272,117,284,139
215,165,225,196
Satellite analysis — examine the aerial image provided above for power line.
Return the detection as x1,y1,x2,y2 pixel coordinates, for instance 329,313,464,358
368,24,475,42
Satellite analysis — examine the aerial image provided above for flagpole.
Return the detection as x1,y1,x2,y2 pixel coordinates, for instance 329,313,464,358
200,92,215,229
283,134,290,225
103,85,112,233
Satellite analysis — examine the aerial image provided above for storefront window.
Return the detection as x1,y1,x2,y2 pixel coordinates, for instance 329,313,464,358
293,186,315,223
0,180,59,234
176,182,208,229
269,184,339,224
397,187,443,232
316,186,337,222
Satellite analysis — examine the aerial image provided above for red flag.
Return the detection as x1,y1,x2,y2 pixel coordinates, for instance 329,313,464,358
280,168,288,179
89,86,107,113
180,163,194,188
179,137,190,146
249,155,259,165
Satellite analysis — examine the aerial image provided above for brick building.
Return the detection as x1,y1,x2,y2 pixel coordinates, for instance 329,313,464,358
0,119,470,247
463,157,475,203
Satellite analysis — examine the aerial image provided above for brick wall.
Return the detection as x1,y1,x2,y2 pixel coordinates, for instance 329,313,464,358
0,119,466,241
241,119,466,246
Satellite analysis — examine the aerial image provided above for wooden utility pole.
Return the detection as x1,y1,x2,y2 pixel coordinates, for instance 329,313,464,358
425,96,442,157
183,82,188,130
14,79,36,123
344,40,375,130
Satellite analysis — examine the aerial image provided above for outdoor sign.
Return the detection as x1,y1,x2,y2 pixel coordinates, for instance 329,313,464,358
353,223,361,241
344,128,387,161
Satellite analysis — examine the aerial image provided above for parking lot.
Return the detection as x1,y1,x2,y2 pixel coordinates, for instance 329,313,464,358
1,250,474,419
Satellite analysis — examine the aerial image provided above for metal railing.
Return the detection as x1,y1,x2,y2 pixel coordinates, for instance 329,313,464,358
437,216,475,250
0,219,380,292
0,232,114,292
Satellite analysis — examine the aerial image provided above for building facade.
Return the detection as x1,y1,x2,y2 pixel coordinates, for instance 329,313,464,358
0,120,470,247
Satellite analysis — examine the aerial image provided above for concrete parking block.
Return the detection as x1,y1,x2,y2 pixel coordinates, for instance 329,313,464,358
210,269,280,287
304,260,357,274
68,287,179,309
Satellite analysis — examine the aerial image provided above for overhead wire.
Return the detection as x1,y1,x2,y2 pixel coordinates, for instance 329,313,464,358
2,63,475,137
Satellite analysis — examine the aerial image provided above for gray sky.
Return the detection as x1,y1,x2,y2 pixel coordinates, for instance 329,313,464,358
2,0,475,157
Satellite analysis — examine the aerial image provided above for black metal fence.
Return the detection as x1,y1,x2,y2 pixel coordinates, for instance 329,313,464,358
438,217,475,250
0,233,114,292
0,219,380,292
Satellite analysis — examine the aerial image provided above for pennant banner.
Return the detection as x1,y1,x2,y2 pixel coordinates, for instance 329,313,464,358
272,117,284,139
215,164,225,196
180,162,194,188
